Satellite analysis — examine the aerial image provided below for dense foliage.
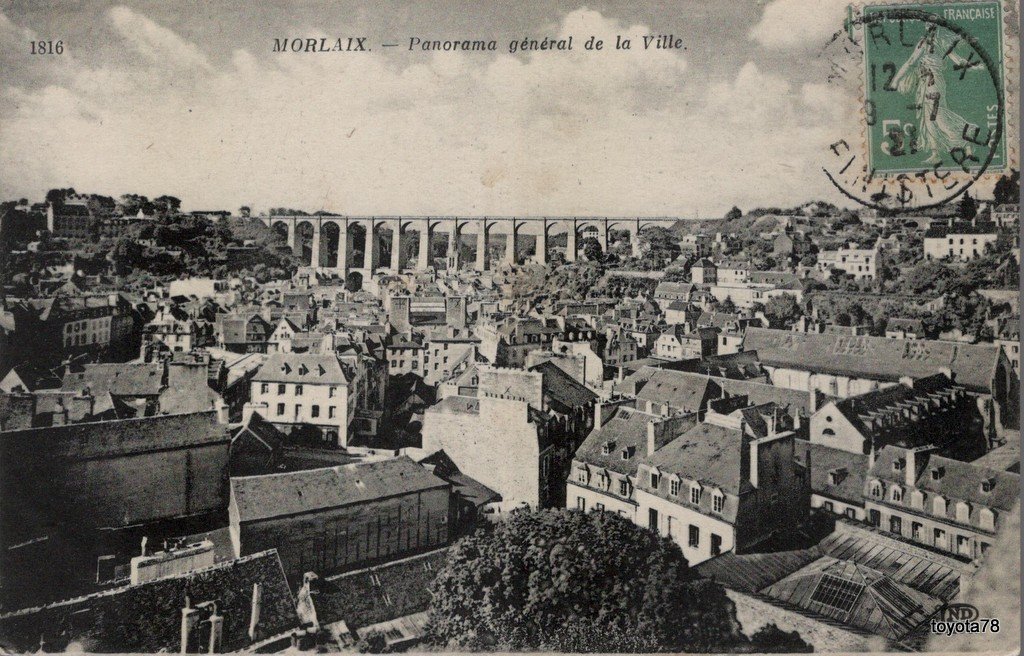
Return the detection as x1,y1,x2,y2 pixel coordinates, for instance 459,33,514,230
424,508,747,652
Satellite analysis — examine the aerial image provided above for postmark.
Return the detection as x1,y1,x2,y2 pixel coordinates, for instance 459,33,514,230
820,1,1016,211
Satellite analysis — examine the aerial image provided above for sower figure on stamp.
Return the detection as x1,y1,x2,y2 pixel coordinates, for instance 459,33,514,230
890,25,984,164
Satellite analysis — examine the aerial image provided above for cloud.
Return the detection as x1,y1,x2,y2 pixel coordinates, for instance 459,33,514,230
0,6,858,215
749,0,849,50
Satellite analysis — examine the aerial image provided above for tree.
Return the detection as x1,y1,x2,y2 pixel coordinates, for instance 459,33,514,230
239,205,252,218
153,195,182,213
424,508,747,652
724,206,742,221
764,293,803,329
957,193,978,220
581,237,603,262
718,296,737,313
45,188,75,207
993,169,1019,205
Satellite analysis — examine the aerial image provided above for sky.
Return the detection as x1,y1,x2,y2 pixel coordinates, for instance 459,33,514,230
0,0,863,216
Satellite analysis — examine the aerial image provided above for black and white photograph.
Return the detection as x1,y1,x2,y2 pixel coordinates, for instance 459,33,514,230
0,0,1020,652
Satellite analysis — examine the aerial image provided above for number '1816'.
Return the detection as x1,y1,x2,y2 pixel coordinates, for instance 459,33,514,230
30,40,64,55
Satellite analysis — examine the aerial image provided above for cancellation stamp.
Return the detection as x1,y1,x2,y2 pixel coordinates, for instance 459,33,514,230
821,0,1016,211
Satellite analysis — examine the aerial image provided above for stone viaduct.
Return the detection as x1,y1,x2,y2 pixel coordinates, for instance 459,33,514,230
259,216,679,277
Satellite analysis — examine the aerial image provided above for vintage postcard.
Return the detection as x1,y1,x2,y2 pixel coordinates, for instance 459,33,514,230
0,0,1020,653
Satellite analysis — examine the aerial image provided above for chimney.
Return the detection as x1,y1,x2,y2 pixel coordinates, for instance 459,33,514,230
248,584,262,641
445,296,467,330
205,602,223,654
181,597,198,654
904,448,917,486
215,399,229,425
647,421,657,457
899,376,914,388
391,296,411,334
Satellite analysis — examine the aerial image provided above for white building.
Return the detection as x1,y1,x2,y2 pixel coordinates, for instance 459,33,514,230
923,222,999,261
250,353,350,446
817,243,879,280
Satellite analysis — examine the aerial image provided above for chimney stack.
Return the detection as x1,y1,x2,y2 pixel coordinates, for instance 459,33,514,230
180,597,198,654
205,602,223,654
248,584,263,641
647,421,657,457
390,296,411,334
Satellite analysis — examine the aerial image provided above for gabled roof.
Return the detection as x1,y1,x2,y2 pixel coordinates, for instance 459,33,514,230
574,406,658,476
252,353,348,384
634,369,714,414
742,328,1003,394
795,440,869,505
641,422,747,496
530,360,597,411
869,446,1020,513
230,457,448,523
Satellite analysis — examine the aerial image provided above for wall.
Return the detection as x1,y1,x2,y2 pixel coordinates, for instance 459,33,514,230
234,486,450,581
422,397,541,509
809,401,866,454
251,379,348,446
725,589,876,652
811,494,865,521
636,490,735,566
566,479,637,521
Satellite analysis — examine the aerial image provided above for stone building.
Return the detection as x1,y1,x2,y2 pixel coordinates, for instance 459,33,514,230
250,353,351,446
228,457,451,581
863,445,1020,561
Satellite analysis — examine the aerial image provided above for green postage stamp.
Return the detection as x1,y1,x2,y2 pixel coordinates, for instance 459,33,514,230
861,1,1007,175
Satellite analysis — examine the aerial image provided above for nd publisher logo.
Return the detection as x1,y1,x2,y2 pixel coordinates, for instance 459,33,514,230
940,603,979,622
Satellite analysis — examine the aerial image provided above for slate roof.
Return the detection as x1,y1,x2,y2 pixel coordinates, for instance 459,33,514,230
574,406,659,476
635,369,714,414
252,353,348,385
870,445,1020,514
924,222,997,237
0,550,299,653
645,422,746,495
61,363,165,397
795,440,869,506
531,360,597,411
231,457,449,523
312,549,449,630
742,328,1003,393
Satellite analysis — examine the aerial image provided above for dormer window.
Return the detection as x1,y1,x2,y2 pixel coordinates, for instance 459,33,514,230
933,496,946,516
621,447,634,460
869,481,883,498
931,467,945,481
828,468,846,485
956,502,970,523
980,478,995,493
690,485,702,505
891,486,903,503
650,471,661,488
298,364,308,375
670,479,680,496
318,364,326,375
893,458,905,472
712,491,724,513
602,441,615,456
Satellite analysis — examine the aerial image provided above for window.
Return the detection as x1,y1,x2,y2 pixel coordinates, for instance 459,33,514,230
870,482,882,498
329,386,337,398
956,535,971,556
980,509,996,531
869,509,881,526
845,508,856,519
891,487,903,503
577,470,587,483
688,525,700,548
934,528,946,548
670,479,680,496
278,384,286,395
911,522,922,540
295,404,302,418
650,472,660,488
648,508,658,530
690,486,701,505
823,501,834,512
713,494,724,513
328,406,336,418
261,383,269,394
619,480,629,497
889,515,902,535
711,533,722,556
576,497,586,511
311,405,320,418
277,403,285,416
595,502,604,513
295,384,303,396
